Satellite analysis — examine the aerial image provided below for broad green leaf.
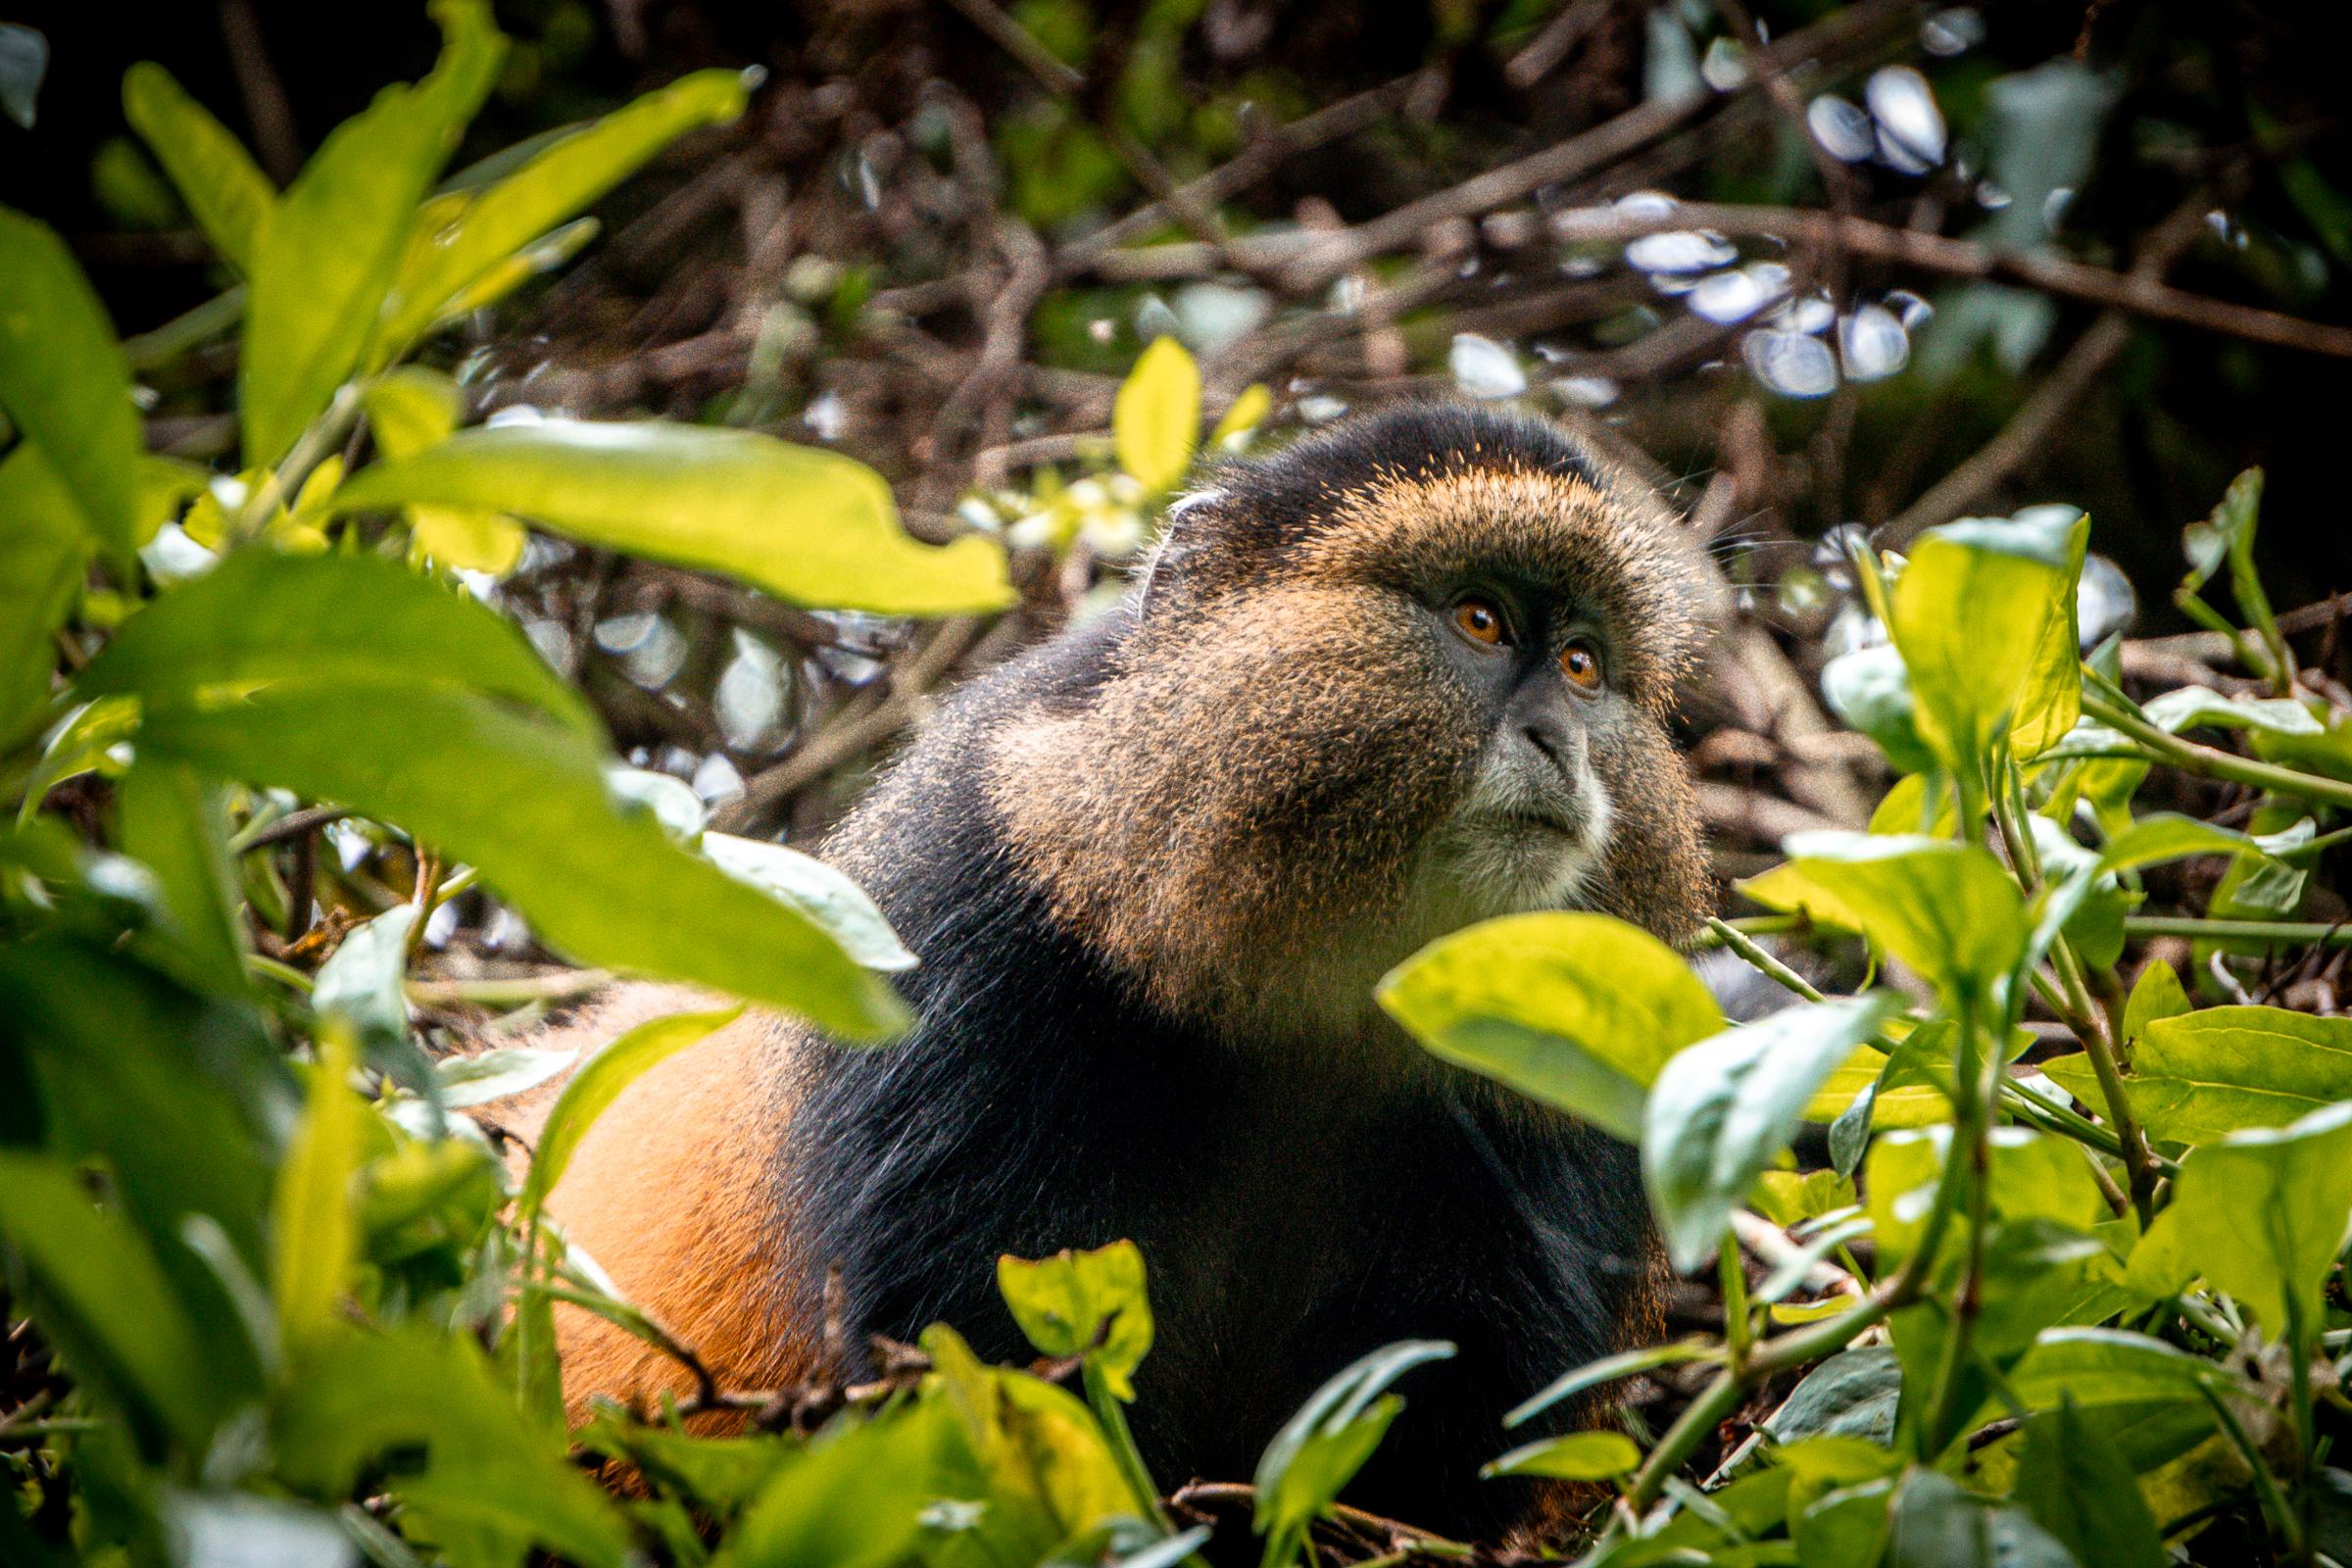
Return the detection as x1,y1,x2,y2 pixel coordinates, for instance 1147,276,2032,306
1378,910,1724,1142
922,1324,1135,1556
273,1024,363,1351
0,445,91,743
1482,1430,1641,1481
163,1493,355,1568
1750,1168,1859,1229
1863,1127,2106,1267
1795,1478,1896,1568
0,1151,221,1450
330,420,1014,614
413,505,528,573
2003,1327,2232,1412
1885,1468,2077,1568
2121,957,2189,1044
997,1240,1153,1399
77,548,594,736
0,207,143,549
1889,508,2088,767
1114,336,1200,493
2042,1004,2352,1144
129,685,908,1037
2012,1398,2165,1568
121,63,273,270
2134,1100,2352,1338
116,757,246,996
1643,992,1902,1270
1254,1340,1452,1543
1821,643,1936,774
375,68,751,357
2139,686,2323,737
2093,810,2306,874
702,832,918,971
273,1322,629,1568
1505,1339,1719,1428
1740,833,2027,999
519,1006,741,1218
1761,1348,1902,1446
240,0,504,466
707,1402,952,1568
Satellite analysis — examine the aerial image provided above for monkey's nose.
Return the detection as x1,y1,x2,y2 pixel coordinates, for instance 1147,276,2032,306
1518,716,1578,784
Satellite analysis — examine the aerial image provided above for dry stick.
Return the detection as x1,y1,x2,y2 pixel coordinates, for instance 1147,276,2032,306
1542,202,2352,361
1879,197,2212,544
1502,0,1614,91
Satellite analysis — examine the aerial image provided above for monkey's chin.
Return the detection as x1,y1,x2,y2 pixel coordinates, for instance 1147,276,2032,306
1425,815,1607,917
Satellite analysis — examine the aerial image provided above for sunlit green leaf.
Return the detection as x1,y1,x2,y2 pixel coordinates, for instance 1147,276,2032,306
431,1045,577,1109
330,420,1014,614
375,68,751,358
1114,336,1200,493
2121,957,2189,1045
998,1240,1153,1399
273,1023,363,1351
1820,643,1936,774
2132,1100,2352,1339
2093,811,2307,874
702,832,918,972
1482,1429,1641,1481
1378,911,1723,1142
77,547,593,736
922,1323,1136,1556
240,0,504,466
2042,1004,2352,1145
1889,508,2087,767
2139,686,2323,738
121,63,274,270
116,757,246,997
0,207,143,549
707,1401,953,1568
1740,832,2027,999
2002,1327,2233,1413
519,1006,741,1219
1644,992,1902,1270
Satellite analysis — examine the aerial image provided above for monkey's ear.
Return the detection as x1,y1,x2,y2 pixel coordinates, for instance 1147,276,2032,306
1135,488,1224,621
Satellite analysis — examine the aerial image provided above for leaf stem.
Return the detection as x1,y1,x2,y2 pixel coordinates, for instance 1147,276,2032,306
1704,916,1825,1003
2082,690,2352,813
2123,915,2352,947
1084,1358,1176,1532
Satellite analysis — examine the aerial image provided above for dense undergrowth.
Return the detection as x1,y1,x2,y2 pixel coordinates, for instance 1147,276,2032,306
10,5,2352,1568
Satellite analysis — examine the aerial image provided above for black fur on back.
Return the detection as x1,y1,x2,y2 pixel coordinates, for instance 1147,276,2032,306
781,599,1659,1541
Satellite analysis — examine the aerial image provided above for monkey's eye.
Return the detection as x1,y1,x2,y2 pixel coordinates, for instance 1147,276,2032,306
1560,640,1604,692
1452,599,1508,647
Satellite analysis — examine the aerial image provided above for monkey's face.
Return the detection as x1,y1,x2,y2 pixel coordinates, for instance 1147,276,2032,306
990,405,1718,1031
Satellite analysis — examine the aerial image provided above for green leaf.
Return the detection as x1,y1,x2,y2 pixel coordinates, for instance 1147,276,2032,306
162,1493,356,1568
702,832,917,971
0,1151,222,1451
1208,381,1271,451
312,905,421,1073
1481,1430,1641,1481
1884,1468,2077,1568
1643,992,1902,1270
239,0,504,466
2121,957,2189,1045
121,63,274,270
2042,1004,2352,1145
116,757,246,996
2133,1100,2352,1340
432,1045,577,1109
1113,336,1200,493
330,420,1014,614
518,1006,741,1219
2011,1397,2165,1568
273,1024,363,1351
1761,1348,1901,1446
1740,833,2028,1000
375,69,751,358
1377,911,1724,1143
921,1323,1136,1556
2093,811,2305,874
1253,1341,1453,1548
0,446,90,743
273,1322,629,1568
2139,686,2323,738
1505,1339,1719,1429
129,684,908,1037
77,548,595,737
707,1402,952,1568
2002,1327,2231,1413
0,207,143,549
1821,644,1936,774
997,1240,1154,1399
1888,508,2088,767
